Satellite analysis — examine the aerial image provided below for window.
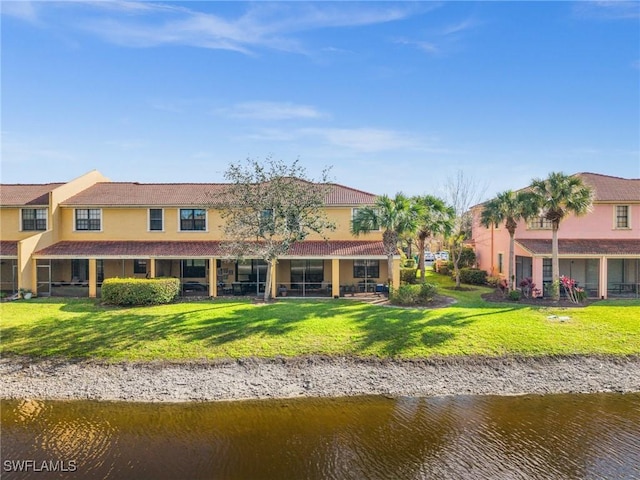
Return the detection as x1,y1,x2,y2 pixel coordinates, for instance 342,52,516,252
22,208,47,231
542,258,552,280
75,209,101,231
352,208,380,231
353,260,380,279
182,260,206,278
291,260,324,289
259,209,274,235
134,260,147,274
180,209,206,231
497,253,503,274
149,209,163,231
527,216,552,230
615,205,630,229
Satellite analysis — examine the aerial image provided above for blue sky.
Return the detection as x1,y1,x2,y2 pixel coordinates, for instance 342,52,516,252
2,1,639,200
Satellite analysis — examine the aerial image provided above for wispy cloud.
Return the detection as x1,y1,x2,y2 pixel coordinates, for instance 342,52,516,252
395,17,480,56
0,1,39,23
238,126,432,153
219,101,326,121
8,1,424,55
302,127,422,152
573,1,640,20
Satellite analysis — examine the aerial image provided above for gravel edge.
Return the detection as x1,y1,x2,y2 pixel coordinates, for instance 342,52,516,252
1,355,639,403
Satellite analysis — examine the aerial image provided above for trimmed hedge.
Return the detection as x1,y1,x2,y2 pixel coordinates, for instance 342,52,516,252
390,283,438,306
101,278,181,306
459,268,488,285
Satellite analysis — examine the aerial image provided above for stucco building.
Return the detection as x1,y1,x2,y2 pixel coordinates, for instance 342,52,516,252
1,170,399,298
470,173,640,299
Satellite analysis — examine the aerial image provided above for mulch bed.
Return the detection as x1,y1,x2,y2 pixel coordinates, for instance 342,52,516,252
481,290,593,308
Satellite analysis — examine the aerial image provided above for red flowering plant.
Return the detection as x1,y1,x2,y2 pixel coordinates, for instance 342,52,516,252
560,275,585,304
519,277,537,299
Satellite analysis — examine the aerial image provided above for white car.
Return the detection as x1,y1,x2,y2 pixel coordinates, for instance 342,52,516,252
424,252,436,262
437,251,450,261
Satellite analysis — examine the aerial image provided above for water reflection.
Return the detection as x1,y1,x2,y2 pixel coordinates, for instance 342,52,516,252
2,393,639,479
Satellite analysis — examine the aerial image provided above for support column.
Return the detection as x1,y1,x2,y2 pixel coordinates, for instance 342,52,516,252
392,257,401,290
30,259,38,294
149,258,156,278
89,258,97,298
332,258,340,298
209,258,217,298
270,260,277,299
600,256,608,299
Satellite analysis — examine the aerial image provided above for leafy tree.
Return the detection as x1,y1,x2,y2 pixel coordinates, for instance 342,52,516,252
480,190,537,291
351,193,422,288
220,157,335,302
529,172,593,300
413,195,454,282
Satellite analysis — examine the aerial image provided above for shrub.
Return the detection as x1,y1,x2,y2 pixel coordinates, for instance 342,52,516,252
519,277,537,298
486,276,501,288
400,268,418,284
102,277,180,306
434,261,450,276
507,289,521,301
458,247,477,268
459,268,487,285
390,282,438,306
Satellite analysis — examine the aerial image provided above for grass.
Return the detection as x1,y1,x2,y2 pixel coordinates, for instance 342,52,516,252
1,271,639,361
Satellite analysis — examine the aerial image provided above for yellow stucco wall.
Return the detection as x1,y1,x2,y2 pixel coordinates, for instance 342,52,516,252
0,207,50,240
57,206,382,242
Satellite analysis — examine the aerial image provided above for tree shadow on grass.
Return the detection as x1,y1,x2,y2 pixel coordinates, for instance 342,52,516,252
1,298,530,360
2,299,362,358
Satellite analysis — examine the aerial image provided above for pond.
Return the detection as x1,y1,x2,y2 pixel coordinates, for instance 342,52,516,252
2,393,639,479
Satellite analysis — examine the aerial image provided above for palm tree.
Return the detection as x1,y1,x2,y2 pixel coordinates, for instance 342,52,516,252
480,190,536,291
414,195,454,282
530,172,594,300
351,193,422,288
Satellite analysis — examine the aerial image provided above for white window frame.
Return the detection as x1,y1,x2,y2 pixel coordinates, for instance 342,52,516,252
74,208,102,232
613,205,631,230
20,207,48,232
148,208,165,232
527,216,552,230
178,208,208,232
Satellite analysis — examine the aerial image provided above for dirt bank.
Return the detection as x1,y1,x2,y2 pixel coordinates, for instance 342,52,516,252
1,355,638,403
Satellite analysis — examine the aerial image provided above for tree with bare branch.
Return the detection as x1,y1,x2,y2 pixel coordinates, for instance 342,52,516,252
444,171,487,288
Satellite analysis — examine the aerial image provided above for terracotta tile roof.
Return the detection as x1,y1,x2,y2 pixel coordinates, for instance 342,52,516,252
577,173,640,202
472,172,640,209
0,241,18,257
516,239,640,256
287,241,385,256
60,181,376,207
0,184,63,206
33,240,386,258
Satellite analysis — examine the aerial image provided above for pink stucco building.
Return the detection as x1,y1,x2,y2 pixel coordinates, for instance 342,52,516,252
470,173,640,299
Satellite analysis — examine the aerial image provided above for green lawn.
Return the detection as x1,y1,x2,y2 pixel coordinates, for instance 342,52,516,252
1,272,639,361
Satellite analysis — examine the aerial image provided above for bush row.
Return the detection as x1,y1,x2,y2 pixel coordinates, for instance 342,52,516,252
101,277,180,306
390,283,438,306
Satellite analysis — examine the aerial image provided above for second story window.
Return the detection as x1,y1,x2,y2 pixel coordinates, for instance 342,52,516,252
180,209,206,231
615,205,630,229
352,208,380,231
22,208,47,231
527,216,552,230
149,209,163,231
75,209,101,231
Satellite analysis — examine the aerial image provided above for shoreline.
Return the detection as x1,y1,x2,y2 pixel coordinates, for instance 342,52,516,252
1,355,639,403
